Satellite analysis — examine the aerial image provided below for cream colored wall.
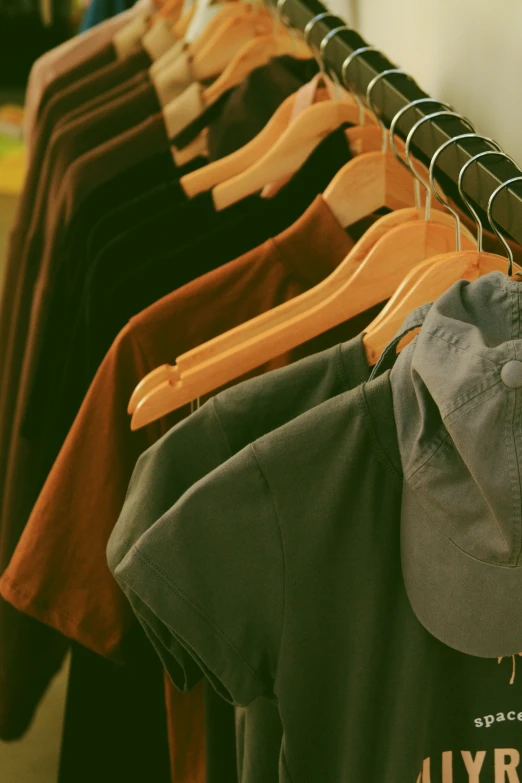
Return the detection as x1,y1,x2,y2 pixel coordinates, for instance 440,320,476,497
326,0,522,166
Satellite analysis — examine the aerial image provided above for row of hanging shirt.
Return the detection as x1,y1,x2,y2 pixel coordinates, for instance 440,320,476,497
2,0,522,781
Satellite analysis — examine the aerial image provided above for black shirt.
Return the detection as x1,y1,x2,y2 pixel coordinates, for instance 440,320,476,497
23,55,322,435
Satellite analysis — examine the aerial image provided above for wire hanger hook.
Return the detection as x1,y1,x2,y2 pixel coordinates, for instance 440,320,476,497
429,130,487,251
319,24,352,59
303,12,339,71
341,46,379,125
318,25,351,92
389,98,453,210
457,145,510,252
274,0,289,35
487,175,522,276
405,111,474,231
366,68,407,152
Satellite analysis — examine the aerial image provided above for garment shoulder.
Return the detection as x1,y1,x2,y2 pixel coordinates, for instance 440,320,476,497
252,385,375,502
213,344,346,453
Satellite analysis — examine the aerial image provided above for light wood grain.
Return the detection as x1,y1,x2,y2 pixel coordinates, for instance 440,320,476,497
203,33,312,105
363,251,522,363
129,220,478,427
212,100,375,209
191,11,273,81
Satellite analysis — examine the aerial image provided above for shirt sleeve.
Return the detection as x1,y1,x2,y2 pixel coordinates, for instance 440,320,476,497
113,443,285,706
0,326,160,663
107,397,233,684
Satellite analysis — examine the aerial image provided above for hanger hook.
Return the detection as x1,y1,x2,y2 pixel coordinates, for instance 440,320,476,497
275,0,288,32
273,0,288,38
319,25,351,95
457,144,509,252
319,24,351,59
405,111,474,232
341,46,379,125
389,98,453,211
429,129,483,251
366,68,407,152
303,12,339,72
487,175,522,277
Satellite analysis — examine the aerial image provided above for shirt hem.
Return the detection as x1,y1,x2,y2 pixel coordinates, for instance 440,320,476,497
117,544,267,706
0,573,125,663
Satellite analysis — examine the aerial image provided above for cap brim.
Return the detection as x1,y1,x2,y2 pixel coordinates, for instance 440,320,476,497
401,483,522,659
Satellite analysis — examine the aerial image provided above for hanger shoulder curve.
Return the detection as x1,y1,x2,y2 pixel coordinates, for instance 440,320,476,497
191,11,273,81
130,219,477,426
212,99,368,210
130,208,474,415
363,251,522,364
128,208,425,415
180,92,297,198
173,210,437,376
203,33,312,106
188,4,250,56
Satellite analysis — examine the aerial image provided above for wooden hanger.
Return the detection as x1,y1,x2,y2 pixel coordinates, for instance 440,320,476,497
127,203,472,416
173,144,451,375
190,9,273,81
153,0,185,23
363,250,521,364
202,32,312,105
129,116,503,425
363,153,522,363
172,129,209,166
180,91,297,197
362,256,436,333
187,2,248,56
129,208,477,425
180,75,362,198
163,28,314,155
323,150,427,229
128,104,479,421
128,129,472,415
172,0,196,35
211,99,375,210
128,116,473,417
157,0,184,23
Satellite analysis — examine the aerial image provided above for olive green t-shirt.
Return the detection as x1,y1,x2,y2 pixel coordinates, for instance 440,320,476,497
112,366,522,783
109,333,372,782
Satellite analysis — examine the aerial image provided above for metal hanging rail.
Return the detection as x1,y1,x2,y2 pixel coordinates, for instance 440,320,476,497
273,0,522,246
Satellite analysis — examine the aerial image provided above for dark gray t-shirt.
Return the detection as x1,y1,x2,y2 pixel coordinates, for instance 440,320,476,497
109,334,372,782
111,358,522,783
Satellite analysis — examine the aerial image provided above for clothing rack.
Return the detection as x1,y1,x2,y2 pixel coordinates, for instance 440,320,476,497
272,0,522,247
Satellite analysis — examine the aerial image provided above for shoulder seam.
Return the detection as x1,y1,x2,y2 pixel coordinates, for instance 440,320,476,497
210,396,234,458
251,443,287,692
357,383,402,481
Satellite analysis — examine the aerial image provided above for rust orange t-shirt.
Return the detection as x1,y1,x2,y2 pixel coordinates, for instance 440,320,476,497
0,196,379,782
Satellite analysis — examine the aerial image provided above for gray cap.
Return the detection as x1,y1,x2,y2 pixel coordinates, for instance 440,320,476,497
390,271,522,658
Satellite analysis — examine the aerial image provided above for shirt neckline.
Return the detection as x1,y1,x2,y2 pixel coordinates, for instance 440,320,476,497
270,195,353,287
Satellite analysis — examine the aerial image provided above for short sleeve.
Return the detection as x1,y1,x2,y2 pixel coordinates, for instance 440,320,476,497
113,444,285,706
0,326,159,662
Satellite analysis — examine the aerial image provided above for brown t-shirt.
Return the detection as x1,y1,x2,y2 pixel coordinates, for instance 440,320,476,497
0,197,376,780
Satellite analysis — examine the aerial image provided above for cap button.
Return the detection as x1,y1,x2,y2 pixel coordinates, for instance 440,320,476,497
501,360,522,389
